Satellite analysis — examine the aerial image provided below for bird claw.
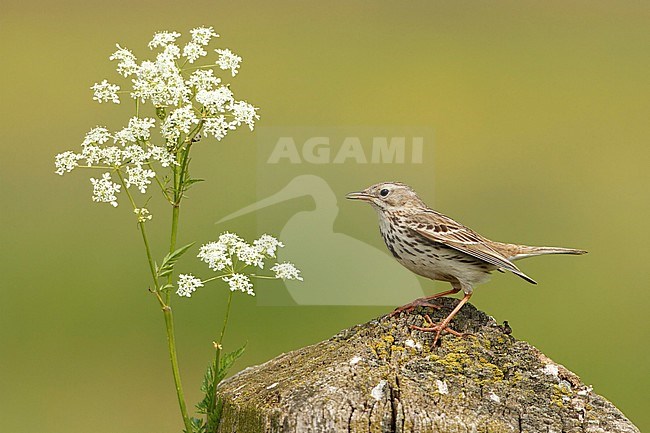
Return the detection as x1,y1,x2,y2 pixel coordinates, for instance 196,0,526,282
410,314,467,346
389,299,442,318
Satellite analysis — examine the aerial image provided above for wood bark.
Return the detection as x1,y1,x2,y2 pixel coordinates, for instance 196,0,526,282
216,298,639,433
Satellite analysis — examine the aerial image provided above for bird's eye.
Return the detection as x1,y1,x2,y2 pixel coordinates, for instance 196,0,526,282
379,188,390,197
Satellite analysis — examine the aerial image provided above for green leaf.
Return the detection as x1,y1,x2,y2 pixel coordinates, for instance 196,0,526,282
216,345,246,384
156,242,195,280
188,417,206,433
159,283,174,293
184,178,205,187
196,344,246,432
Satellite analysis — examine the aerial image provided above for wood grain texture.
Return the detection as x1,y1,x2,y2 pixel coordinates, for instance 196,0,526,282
216,298,639,433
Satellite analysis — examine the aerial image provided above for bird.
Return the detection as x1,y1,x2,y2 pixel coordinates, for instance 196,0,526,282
346,181,586,346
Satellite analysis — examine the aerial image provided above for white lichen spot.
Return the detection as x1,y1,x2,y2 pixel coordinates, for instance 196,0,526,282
542,363,559,379
558,380,573,403
435,379,449,395
370,380,387,401
404,339,422,350
488,392,501,403
266,382,279,390
349,356,363,366
577,385,593,396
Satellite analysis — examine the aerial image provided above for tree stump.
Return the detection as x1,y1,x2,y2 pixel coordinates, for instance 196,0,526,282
216,298,639,433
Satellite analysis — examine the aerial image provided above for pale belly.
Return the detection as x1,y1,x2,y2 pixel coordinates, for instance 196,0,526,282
379,218,494,292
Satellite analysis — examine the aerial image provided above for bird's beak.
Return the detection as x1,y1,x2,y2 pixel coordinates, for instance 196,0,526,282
346,191,373,202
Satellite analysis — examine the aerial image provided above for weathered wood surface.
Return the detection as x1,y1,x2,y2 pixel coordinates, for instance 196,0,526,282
216,298,639,433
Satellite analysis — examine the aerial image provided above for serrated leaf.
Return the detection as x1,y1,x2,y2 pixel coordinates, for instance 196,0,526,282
216,345,246,384
156,242,195,280
196,344,246,432
184,178,205,186
159,284,174,292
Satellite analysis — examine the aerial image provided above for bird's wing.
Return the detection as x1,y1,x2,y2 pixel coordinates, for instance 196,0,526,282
406,212,536,284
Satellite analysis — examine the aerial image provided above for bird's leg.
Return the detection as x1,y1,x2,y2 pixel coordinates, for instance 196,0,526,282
410,292,472,346
389,286,461,317
410,314,466,337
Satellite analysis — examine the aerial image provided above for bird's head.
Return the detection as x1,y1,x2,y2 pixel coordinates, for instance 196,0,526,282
346,182,426,212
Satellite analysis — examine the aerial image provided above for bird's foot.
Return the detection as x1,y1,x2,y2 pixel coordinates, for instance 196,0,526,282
389,298,442,318
410,314,466,346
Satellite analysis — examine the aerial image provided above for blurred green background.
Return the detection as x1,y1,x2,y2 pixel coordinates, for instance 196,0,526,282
1,1,648,431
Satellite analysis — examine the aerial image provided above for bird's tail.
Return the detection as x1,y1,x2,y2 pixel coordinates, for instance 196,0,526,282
495,243,587,261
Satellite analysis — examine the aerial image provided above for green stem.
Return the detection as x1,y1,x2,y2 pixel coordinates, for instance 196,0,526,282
201,273,231,284
218,291,234,350
163,305,193,433
155,136,193,430
177,120,204,193
139,222,159,289
165,204,180,307
212,291,234,413
117,165,191,430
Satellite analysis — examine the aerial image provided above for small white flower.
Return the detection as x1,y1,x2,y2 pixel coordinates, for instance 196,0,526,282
271,262,303,281
435,379,448,395
81,144,102,165
121,145,148,165
91,80,120,104
229,100,259,130
203,116,231,141
223,273,254,296
149,31,181,49
196,87,234,114
215,48,242,76
109,44,138,77
90,172,121,207
149,146,178,167
198,241,232,271
134,207,152,222
254,234,284,257
131,59,190,106
182,41,206,63
159,43,181,61
190,26,219,45
100,146,123,166
234,243,265,268
82,127,112,146
488,392,501,403
218,232,244,248
176,273,204,297
114,118,155,146
129,117,156,140
186,69,221,92
113,128,136,146
160,104,199,142
55,151,82,175
125,164,155,193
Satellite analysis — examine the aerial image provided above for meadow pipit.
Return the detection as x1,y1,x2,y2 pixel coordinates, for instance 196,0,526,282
347,182,586,346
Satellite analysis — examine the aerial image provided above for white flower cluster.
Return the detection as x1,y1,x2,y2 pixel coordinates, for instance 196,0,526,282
176,274,204,297
106,25,257,142
92,80,120,104
55,26,260,208
55,124,177,205
271,262,304,281
176,233,302,298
